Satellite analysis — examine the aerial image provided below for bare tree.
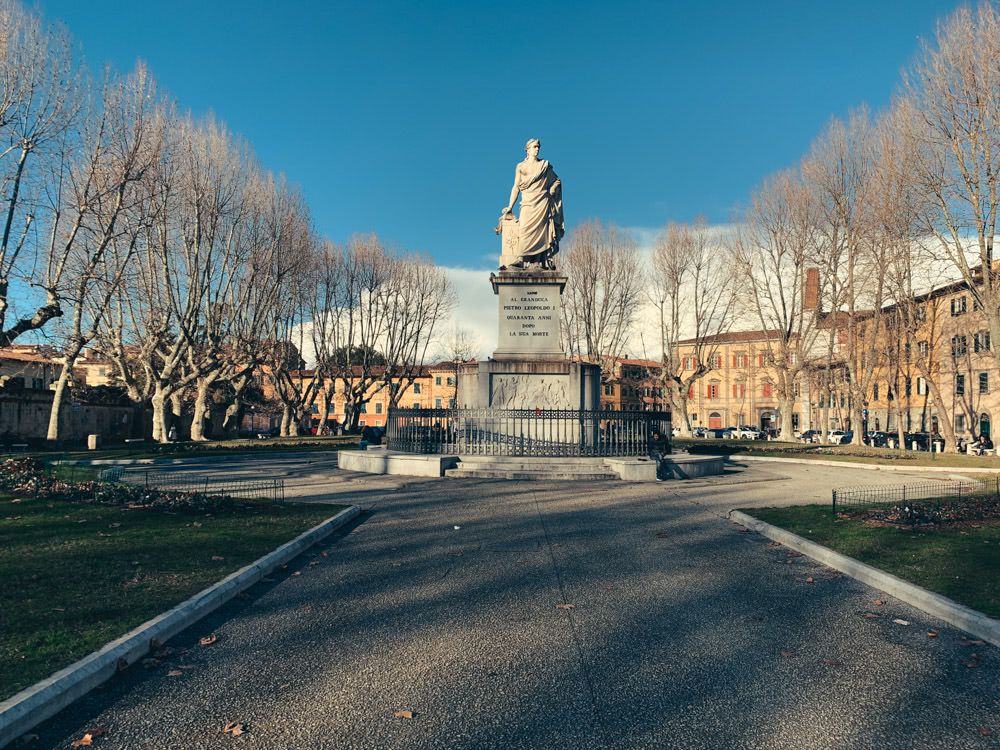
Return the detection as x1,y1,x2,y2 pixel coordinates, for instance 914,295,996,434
560,220,643,378
45,65,163,441
903,2,1000,372
648,218,737,435
0,1,82,346
735,169,822,439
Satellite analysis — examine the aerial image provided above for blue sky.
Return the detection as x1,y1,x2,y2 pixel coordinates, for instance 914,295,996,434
37,0,953,270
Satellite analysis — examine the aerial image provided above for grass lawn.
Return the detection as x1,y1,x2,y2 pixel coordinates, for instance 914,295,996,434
0,493,346,700
742,504,1000,618
676,437,1000,469
2,435,361,464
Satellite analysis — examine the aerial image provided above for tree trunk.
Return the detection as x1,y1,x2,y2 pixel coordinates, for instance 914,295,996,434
851,403,864,446
778,397,794,441
46,362,76,442
151,389,168,443
223,400,242,436
280,404,294,437
190,378,212,441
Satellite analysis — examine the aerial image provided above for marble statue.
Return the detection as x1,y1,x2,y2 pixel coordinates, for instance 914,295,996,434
496,138,564,270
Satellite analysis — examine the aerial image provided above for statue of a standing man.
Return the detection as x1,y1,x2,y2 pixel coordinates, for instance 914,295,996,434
498,139,564,270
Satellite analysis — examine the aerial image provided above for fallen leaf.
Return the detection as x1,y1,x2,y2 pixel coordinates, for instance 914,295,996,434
805,577,814,584
655,531,669,538
453,525,461,530
279,683,290,689
820,658,843,667
192,522,202,528
873,599,885,606
978,727,992,736
177,664,195,670
52,607,65,612
292,571,301,577
961,638,986,646
555,603,576,610
211,556,225,561
862,612,880,619
892,619,910,626
786,551,802,558
393,709,414,719
926,630,939,637
166,669,183,677
70,735,93,748
321,551,329,557
767,541,781,548
141,658,160,669
222,721,245,736
199,634,218,646
780,649,797,658
960,657,979,668
110,523,121,528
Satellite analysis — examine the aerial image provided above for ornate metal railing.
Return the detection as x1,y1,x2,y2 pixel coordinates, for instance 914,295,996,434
386,408,671,457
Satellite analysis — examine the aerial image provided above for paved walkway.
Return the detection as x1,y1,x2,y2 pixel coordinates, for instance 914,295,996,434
33,462,998,749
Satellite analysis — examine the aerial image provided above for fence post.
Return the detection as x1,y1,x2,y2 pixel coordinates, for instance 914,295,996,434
832,489,837,517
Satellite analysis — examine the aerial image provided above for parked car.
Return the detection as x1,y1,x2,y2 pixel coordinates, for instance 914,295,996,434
692,427,708,438
733,425,762,440
672,426,682,437
827,430,847,443
705,428,728,439
865,431,892,448
799,429,822,443
840,431,854,444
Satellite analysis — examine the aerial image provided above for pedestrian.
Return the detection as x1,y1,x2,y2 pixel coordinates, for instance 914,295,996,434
648,429,669,480
167,425,177,442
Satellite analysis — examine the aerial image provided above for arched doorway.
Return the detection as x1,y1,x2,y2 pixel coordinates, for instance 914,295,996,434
708,412,722,429
759,409,779,431
980,412,991,440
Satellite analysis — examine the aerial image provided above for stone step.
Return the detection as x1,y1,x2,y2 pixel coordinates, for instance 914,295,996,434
453,461,613,473
457,455,620,465
445,468,619,480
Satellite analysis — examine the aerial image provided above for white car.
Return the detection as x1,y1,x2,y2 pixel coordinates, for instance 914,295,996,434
731,425,760,440
827,430,846,443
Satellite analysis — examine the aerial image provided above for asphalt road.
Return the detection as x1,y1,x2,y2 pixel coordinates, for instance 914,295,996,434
27,461,999,749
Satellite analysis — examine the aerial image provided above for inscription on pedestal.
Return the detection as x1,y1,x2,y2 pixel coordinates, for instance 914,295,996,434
495,283,563,357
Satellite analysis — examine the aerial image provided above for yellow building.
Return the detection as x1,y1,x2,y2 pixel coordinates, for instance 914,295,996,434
673,330,807,433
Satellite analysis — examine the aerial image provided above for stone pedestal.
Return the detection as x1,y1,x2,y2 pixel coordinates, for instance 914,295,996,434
491,270,565,361
456,269,599,412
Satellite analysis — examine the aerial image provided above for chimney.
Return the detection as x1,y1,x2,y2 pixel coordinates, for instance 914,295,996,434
803,268,820,312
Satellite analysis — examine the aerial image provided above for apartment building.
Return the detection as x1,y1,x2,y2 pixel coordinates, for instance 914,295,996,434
674,330,807,432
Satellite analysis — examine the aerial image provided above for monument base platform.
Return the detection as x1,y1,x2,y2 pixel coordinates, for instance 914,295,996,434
457,358,601,410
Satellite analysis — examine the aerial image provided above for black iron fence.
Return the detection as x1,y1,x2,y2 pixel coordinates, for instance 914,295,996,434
137,470,285,503
386,408,671,457
831,479,986,516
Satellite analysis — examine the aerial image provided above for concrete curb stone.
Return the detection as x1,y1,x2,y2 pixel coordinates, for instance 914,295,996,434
735,454,1000,474
728,509,999,648
0,505,361,749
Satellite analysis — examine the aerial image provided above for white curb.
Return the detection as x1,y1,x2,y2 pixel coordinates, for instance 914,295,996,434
728,510,999,648
735,454,1000,474
0,505,361,749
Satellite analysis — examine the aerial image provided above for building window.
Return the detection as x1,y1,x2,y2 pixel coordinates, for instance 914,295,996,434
956,374,965,396
918,341,929,358
732,383,745,398
789,352,798,366
980,372,989,394
762,382,773,398
310,404,319,414
447,376,455,386
435,376,442,385
956,414,965,433
916,377,927,396
449,398,456,408
711,354,722,369
604,384,613,396
434,398,442,408
951,296,967,316
873,383,879,401
951,335,968,357
32,378,44,390
412,402,420,409
707,383,719,399
375,402,383,414
413,382,422,394
905,377,912,397
360,402,367,413
975,331,991,352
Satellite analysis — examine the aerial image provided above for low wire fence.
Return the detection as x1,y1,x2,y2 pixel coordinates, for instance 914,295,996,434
386,407,672,457
831,478,991,516
136,470,285,503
